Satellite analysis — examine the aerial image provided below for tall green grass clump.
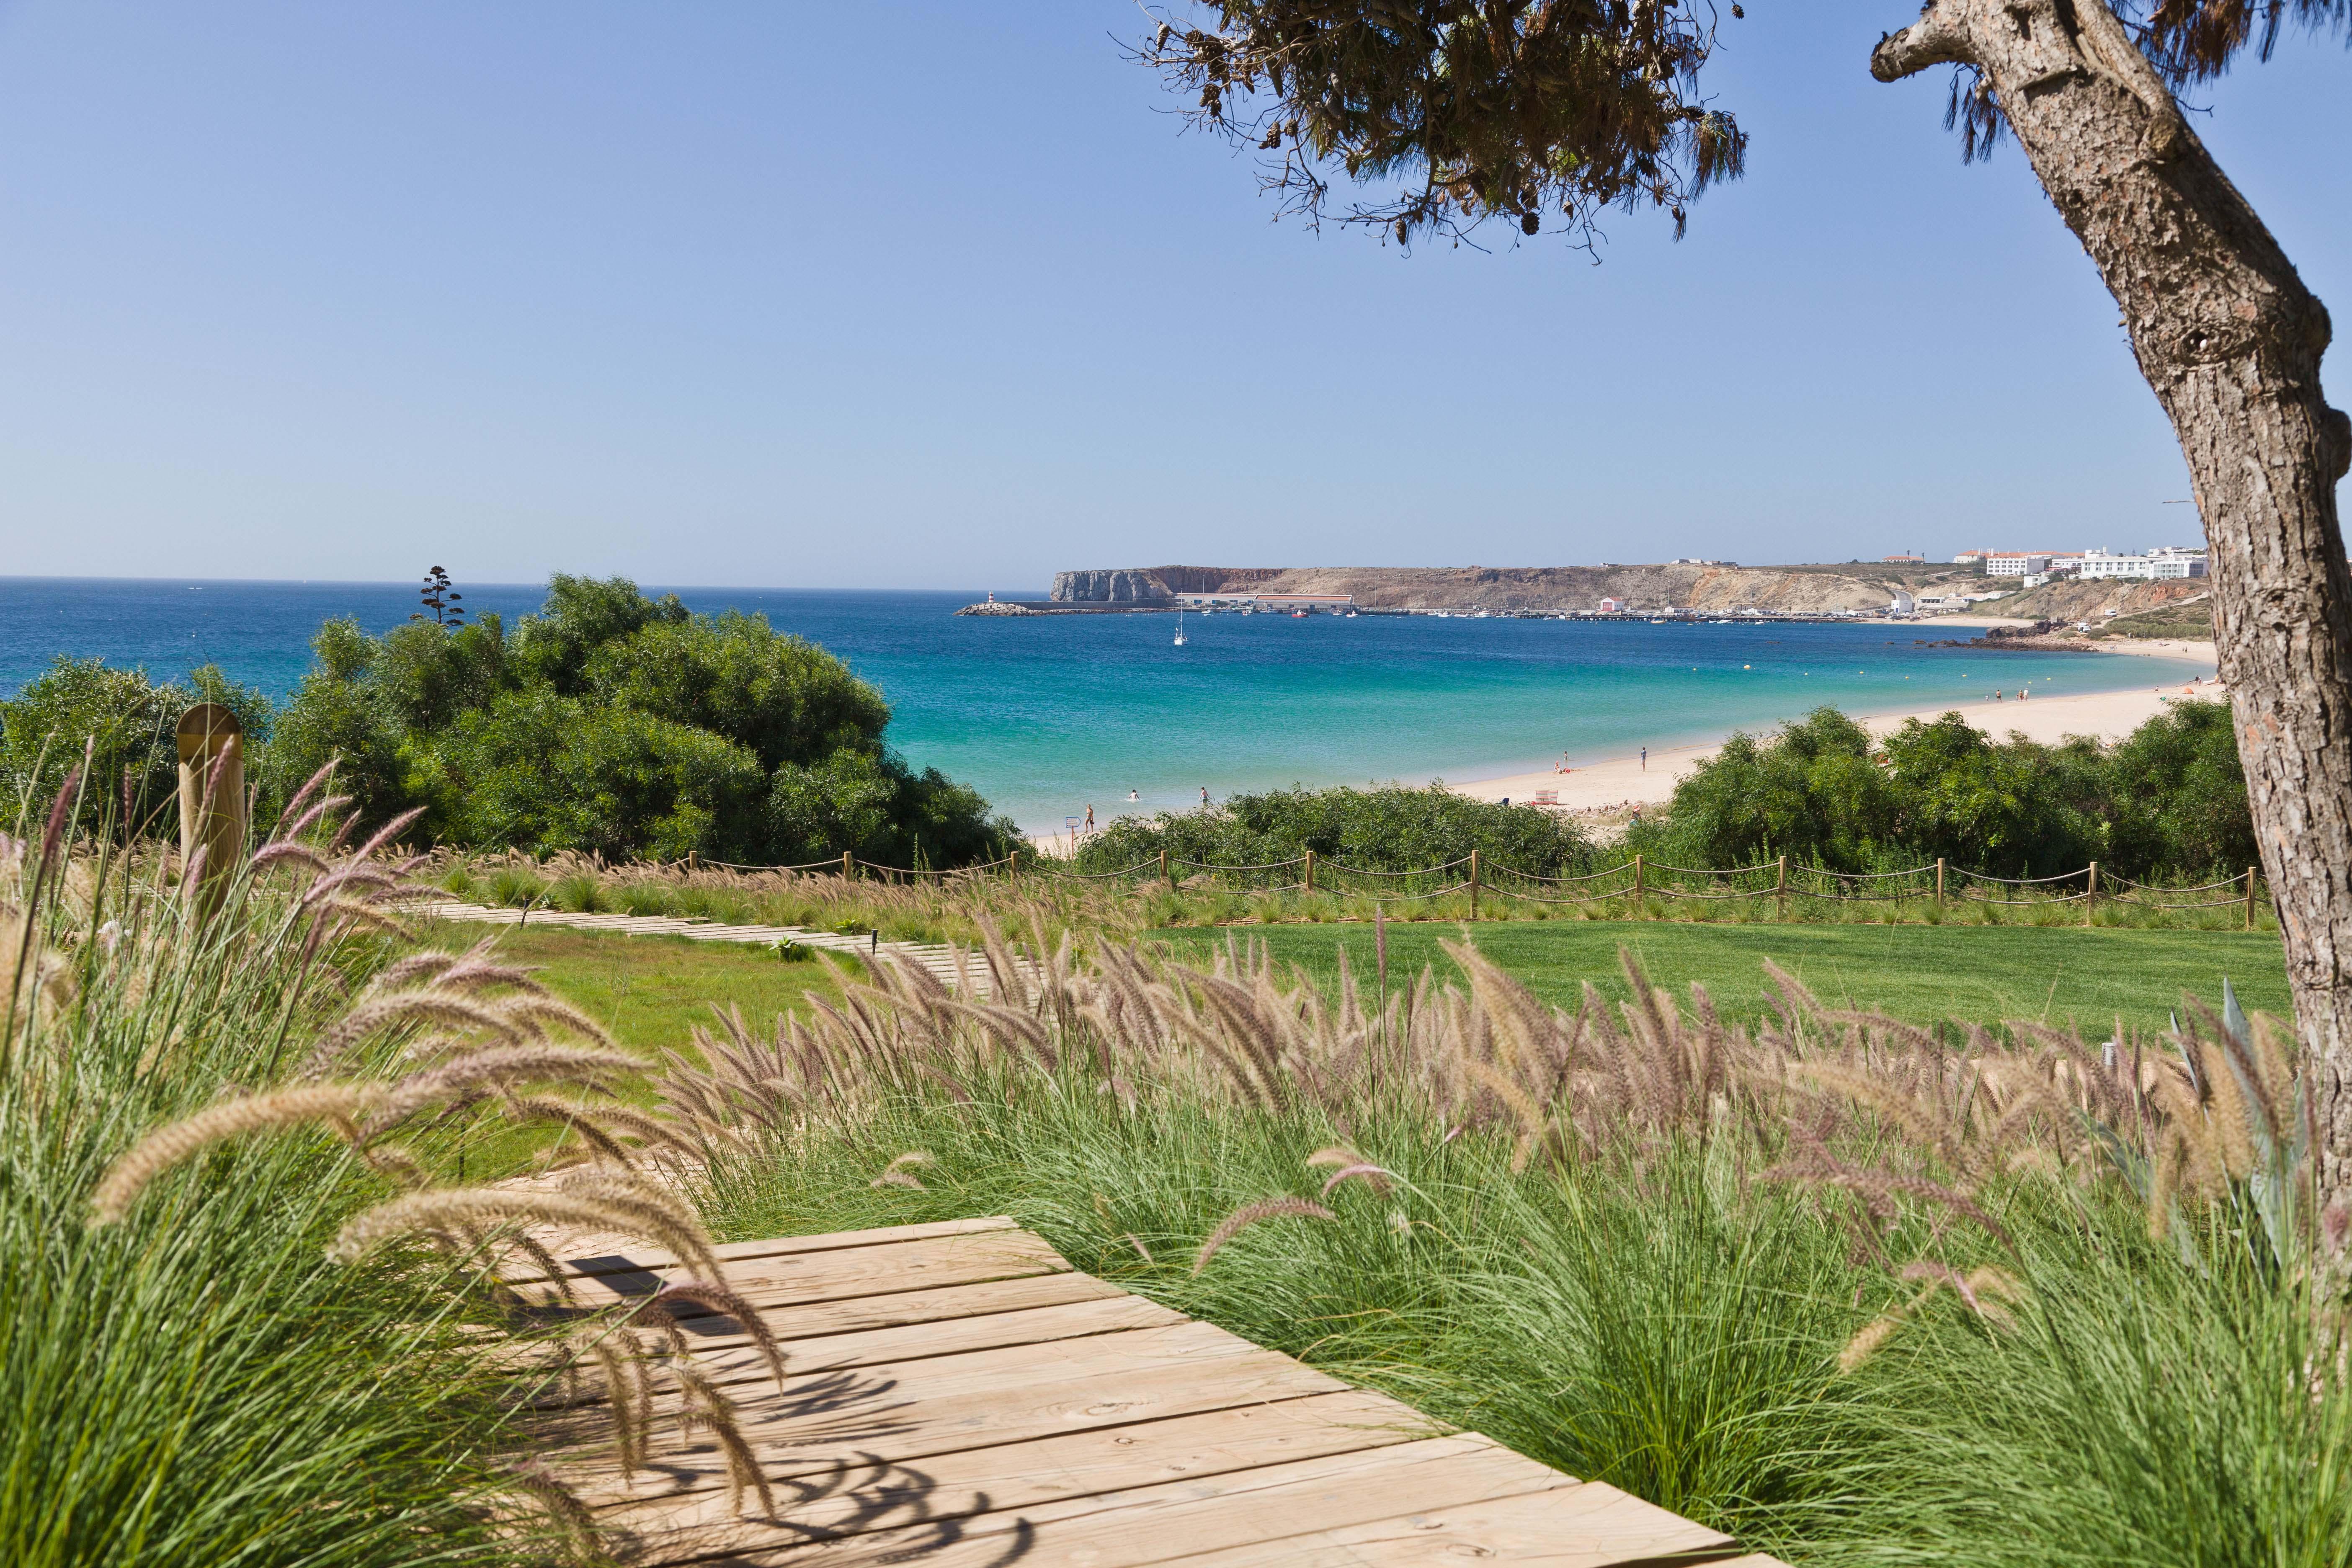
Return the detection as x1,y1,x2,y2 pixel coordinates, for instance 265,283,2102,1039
2,769,780,1565
0,785,531,1565
653,926,2351,1565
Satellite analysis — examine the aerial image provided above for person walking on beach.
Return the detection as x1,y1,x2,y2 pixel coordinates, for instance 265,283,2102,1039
1640,747,1647,771
1199,787,1209,807
1084,804,1094,833
1127,789,1138,802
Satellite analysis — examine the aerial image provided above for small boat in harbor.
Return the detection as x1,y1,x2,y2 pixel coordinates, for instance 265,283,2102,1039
1173,611,1188,647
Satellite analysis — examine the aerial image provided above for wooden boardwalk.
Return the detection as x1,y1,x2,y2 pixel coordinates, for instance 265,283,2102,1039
516,1216,1787,1567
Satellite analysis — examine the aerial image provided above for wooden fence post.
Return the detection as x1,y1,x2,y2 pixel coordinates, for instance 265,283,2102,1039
1008,848,1019,886
1776,854,1788,921
842,850,855,883
2085,861,2099,926
1633,853,1645,920
176,704,246,923
1161,848,1171,889
1304,848,1315,894
687,850,698,872
1935,858,1946,912
2246,866,2258,930
1468,848,1480,921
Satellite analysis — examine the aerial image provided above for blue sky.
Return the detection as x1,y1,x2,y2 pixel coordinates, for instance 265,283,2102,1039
0,2,2344,591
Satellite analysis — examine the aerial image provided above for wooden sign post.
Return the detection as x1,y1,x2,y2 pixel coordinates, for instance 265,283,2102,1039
176,704,246,921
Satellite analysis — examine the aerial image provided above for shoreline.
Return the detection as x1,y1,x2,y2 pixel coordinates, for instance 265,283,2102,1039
1447,638,2221,822
1024,637,2219,855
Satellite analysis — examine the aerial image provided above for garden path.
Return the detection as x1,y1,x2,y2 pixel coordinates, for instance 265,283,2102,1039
410,899,998,997
513,1214,1790,1567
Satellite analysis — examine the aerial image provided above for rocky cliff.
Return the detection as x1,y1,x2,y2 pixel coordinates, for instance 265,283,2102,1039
1049,566,1285,602
1049,563,1969,614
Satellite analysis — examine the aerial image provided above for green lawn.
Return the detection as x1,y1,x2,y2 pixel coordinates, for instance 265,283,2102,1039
412,917,852,1053
1149,919,2291,1037
425,913,2292,1054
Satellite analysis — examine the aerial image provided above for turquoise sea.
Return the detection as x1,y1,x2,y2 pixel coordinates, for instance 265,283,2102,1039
0,579,2209,833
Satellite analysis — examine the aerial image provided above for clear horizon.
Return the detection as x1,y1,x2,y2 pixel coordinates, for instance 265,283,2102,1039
0,3,2343,588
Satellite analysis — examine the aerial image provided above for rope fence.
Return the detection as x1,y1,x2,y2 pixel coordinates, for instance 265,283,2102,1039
660,844,2271,927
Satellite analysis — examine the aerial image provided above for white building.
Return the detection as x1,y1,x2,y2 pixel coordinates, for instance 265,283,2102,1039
1985,552,2051,577
1597,597,1621,613
2076,547,2208,581
1888,589,1917,615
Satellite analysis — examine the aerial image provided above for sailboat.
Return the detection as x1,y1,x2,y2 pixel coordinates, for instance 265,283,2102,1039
1173,611,1188,647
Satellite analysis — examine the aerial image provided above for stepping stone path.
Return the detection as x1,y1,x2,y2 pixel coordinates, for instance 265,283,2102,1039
408,900,1003,998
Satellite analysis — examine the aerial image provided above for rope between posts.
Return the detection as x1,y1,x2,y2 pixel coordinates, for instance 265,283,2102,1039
1960,868,2091,887
1483,862,1633,885
2109,872,2249,894
1042,860,1162,882
1320,857,1473,877
673,851,2260,914
1792,864,1930,882
1487,885,1630,906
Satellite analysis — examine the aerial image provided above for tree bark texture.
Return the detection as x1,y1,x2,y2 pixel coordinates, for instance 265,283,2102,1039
1874,0,2352,1200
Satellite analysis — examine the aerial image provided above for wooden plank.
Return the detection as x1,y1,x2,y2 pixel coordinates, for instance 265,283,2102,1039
597,1388,1435,1565
1146,1478,1736,1567
750,1435,1573,1568
709,1268,1124,1346
549,1325,1346,1501
546,1292,1186,1406
508,1215,1022,1283
516,1228,1066,1310
687,1292,1184,1380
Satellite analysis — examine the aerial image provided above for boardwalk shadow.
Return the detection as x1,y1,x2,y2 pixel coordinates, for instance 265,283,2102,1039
612,1451,1037,1567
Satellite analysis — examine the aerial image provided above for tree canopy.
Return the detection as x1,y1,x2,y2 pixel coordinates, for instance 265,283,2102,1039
1140,0,2345,244
1140,1,1748,247
0,659,269,834
266,575,1015,866
1,577,1016,868
1635,701,2254,879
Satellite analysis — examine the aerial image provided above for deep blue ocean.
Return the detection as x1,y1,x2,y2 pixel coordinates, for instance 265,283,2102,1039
0,578,2206,832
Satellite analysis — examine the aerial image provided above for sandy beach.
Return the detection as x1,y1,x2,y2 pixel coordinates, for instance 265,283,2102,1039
1025,637,2223,855
1450,638,2222,821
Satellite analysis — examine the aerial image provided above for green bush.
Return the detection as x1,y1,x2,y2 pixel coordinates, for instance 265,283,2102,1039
1635,703,2250,881
546,872,605,913
616,882,674,917
0,658,271,833
485,867,544,908
1072,783,1592,877
267,575,1019,867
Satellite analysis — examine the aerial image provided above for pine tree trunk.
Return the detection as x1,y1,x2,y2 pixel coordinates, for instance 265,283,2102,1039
1874,0,2352,1201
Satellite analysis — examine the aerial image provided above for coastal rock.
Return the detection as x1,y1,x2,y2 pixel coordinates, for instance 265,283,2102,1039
1049,569,1176,603
1047,566,1287,603
956,600,1040,616
1047,562,1939,616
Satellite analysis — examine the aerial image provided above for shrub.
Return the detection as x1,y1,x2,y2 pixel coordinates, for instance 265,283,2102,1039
546,872,605,913
616,882,674,917
0,658,271,833
1638,703,2249,881
485,867,544,908
268,575,1020,868
1073,783,1591,877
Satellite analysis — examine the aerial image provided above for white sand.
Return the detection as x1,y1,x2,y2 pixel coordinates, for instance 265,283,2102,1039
1452,642,2223,820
